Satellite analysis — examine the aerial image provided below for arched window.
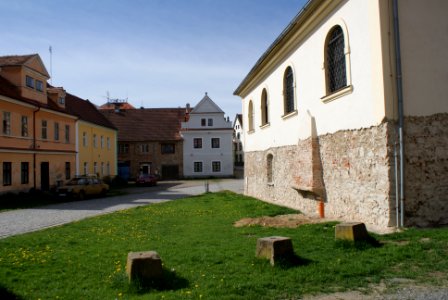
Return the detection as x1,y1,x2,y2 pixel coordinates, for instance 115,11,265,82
325,25,347,93
283,66,295,114
248,100,254,132
261,88,269,126
267,153,273,183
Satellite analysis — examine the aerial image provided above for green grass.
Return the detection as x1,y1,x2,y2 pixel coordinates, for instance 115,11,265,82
0,191,447,299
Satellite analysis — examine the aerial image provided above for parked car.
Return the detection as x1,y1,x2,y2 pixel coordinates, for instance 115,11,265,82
56,176,109,199
135,174,158,186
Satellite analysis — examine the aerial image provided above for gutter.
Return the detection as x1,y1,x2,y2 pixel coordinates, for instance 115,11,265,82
392,0,405,227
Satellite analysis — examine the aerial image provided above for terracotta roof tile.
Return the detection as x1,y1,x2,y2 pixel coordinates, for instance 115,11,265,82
0,54,37,66
98,102,136,110
101,108,187,142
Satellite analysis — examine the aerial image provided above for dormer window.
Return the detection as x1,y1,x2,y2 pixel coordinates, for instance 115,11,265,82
26,75,34,88
58,97,65,105
36,80,44,92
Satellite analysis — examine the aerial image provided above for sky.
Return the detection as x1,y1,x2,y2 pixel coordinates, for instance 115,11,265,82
1,0,307,119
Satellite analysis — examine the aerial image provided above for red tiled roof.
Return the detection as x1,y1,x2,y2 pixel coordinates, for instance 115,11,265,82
65,93,116,130
98,102,136,110
0,54,37,66
101,108,187,142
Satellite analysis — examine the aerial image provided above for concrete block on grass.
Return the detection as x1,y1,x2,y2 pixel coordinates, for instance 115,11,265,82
335,222,369,241
256,236,294,266
126,251,163,283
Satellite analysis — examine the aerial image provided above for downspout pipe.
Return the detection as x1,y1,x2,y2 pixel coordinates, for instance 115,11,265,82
392,0,405,227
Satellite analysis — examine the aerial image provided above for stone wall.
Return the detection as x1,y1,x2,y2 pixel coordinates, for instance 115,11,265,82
244,122,396,229
404,113,448,227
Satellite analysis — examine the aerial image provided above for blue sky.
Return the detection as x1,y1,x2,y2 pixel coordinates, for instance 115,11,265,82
1,0,306,119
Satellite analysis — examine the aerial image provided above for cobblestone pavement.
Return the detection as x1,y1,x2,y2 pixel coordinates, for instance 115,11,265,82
0,179,243,238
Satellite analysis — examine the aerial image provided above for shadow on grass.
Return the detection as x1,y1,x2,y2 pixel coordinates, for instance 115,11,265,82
275,253,313,269
335,234,382,250
0,285,22,300
128,268,189,294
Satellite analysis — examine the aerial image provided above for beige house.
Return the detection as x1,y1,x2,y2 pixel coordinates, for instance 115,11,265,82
234,0,448,230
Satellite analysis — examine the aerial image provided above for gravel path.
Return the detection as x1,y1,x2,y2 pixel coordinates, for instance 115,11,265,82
0,179,243,238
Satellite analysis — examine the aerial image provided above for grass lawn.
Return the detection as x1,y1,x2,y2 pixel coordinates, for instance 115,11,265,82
0,191,447,299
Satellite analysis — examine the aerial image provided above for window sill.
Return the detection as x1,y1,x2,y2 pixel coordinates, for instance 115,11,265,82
281,110,298,120
267,182,274,187
259,123,270,129
321,85,353,103
247,129,255,134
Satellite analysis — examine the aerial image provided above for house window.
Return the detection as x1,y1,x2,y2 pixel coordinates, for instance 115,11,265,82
212,161,221,172
94,162,98,175
248,100,254,132
41,120,47,139
193,138,202,149
25,75,34,88
118,143,129,154
36,80,44,92
201,118,206,126
101,162,104,176
326,25,347,93
267,154,273,183
239,142,243,151
83,132,87,147
65,125,70,143
208,118,213,126
261,88,269,125
211,138,220,148
107,137,110,149
93,134,97,148
2,112,11,135
140,144,149,153
65,162,70,180
106,162,110,175
283,66,295,114
194,162,203,173
58,97,65,105
3,162,12,186
54,122,59,141
83,162,88,175
161,143,175,154
101,136,104,149
21,162,29,184
21,116,28,137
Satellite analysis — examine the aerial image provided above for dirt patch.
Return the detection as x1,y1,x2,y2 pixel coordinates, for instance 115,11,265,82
234,214,331,228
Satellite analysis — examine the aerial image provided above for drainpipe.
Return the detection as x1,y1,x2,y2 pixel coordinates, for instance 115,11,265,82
393,0,405,227
32,107,41,190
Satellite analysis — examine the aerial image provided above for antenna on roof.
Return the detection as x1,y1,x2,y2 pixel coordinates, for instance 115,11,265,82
49,46,53,84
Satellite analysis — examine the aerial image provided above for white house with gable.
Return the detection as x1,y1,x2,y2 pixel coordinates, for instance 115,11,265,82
181,93,234,178
234,0,448,231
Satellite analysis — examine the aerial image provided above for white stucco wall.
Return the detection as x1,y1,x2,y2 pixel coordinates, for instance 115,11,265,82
241,0,387,152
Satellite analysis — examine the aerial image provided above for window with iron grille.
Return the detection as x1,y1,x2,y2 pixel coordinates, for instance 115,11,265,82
211,138,220,149
193,138,202,149
21,162,29,184
283,67,295,114
326,26,347,93
194,162,202,172
261,88,269,125
212,161,221,172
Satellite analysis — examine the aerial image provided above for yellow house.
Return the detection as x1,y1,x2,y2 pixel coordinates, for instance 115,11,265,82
65,93,117,178
0,54,77,193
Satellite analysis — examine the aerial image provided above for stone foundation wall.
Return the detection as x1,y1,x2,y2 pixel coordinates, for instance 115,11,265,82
404,113,448,227
244,122,396,229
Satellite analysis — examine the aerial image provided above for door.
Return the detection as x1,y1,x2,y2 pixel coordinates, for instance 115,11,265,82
40,162,50,191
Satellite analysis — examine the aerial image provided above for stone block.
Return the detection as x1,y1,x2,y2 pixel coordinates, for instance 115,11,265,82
256,236,294,266
126,251,163,283
335,222,369,241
